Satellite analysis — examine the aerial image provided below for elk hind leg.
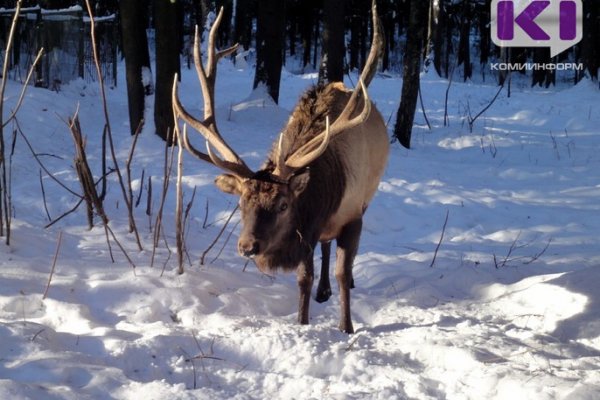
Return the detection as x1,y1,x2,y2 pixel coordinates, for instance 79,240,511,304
335,218,362,334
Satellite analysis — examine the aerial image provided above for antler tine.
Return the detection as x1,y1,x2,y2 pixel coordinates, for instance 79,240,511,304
172,74,210,164
282,0,381,171
361,0,384,88
284,79,370,169
172,7,253,179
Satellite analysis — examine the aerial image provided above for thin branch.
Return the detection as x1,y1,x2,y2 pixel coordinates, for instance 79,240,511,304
202,198,209,229
146,174,153,229
43,231,63,300
494,232,521,269
210,219,240,264
39,169,52,221
523,238,552,265
125,119,144,250
429,210,449,268
85,0,141,250
17,120,82,198
182,186,198,267
151,134,176,268
105,222,137,272
0,0,23,243
175,123,186,275
44,170,114,229
2,47,44,128
201,205,239,265
418,88,431,130
135,169,145,208
468,84,504,133
44,197,84,229
0,1,22,127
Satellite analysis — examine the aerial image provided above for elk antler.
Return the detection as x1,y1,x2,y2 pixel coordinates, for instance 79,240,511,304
282,0,382,171
172,7,254,179
283,79,371,169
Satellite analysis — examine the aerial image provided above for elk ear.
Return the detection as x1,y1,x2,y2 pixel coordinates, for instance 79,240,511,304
215,174,244,195
289,170,310,196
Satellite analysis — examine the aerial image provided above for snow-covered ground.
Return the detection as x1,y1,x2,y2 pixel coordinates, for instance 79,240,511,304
0,57,599,399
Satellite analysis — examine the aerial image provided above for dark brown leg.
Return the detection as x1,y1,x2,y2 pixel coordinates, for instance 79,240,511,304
315,241,332,303
335,218,362,334
297,256,314,325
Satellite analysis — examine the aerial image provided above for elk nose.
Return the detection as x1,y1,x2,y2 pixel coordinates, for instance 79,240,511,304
238,239,260,258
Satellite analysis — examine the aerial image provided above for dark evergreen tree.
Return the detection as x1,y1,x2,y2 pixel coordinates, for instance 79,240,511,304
318,0,346,84
477,0,491,66
432,0,450,77
379,0,396,71
531,48,555,88
215,0,233,47
253,0,286,103
582,0,600,81
348,0,370,72
457,0,472,81
234,0,255,50
120,0,152,135
393,0,426,149
154,0,182,142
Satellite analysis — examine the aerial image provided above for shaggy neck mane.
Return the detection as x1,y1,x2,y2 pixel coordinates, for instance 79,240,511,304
268,82,348,168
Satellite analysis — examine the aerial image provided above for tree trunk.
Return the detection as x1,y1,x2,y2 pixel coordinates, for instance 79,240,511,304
531,48,555,88
478,0,491,65
582,0,600,81
380,0,394,71
318,0,345,84
433,0,446,77
234,0,254,50
216,0,233,48
393,0,427,149
298,1,315,69
120,0,152,135
191,0,209,29
154,0,181,142
349,0,369,72
253,0,286,103
457,0,471,81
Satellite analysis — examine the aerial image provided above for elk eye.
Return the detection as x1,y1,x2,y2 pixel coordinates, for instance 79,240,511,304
279,203,288,212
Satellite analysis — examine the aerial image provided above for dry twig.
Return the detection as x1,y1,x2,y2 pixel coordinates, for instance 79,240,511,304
43,231,63,300
430,210,449,268
201,205,239,265
85,0,142,251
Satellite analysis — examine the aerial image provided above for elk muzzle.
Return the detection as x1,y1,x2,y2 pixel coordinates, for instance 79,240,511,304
238,237,260,258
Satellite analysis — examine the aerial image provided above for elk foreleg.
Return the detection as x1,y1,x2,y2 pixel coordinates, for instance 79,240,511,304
297,256,314,325
335,218,362,334
315,241,332,303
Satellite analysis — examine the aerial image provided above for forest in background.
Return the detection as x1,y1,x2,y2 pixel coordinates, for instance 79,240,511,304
0,0,599,148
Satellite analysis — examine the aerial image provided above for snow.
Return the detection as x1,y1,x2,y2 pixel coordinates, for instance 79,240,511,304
0,57,599,399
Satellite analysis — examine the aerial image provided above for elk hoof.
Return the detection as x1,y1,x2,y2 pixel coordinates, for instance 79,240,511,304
339,321,354,334
315,287,332,303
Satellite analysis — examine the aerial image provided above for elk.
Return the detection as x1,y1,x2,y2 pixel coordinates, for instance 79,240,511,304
172,2,389,333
